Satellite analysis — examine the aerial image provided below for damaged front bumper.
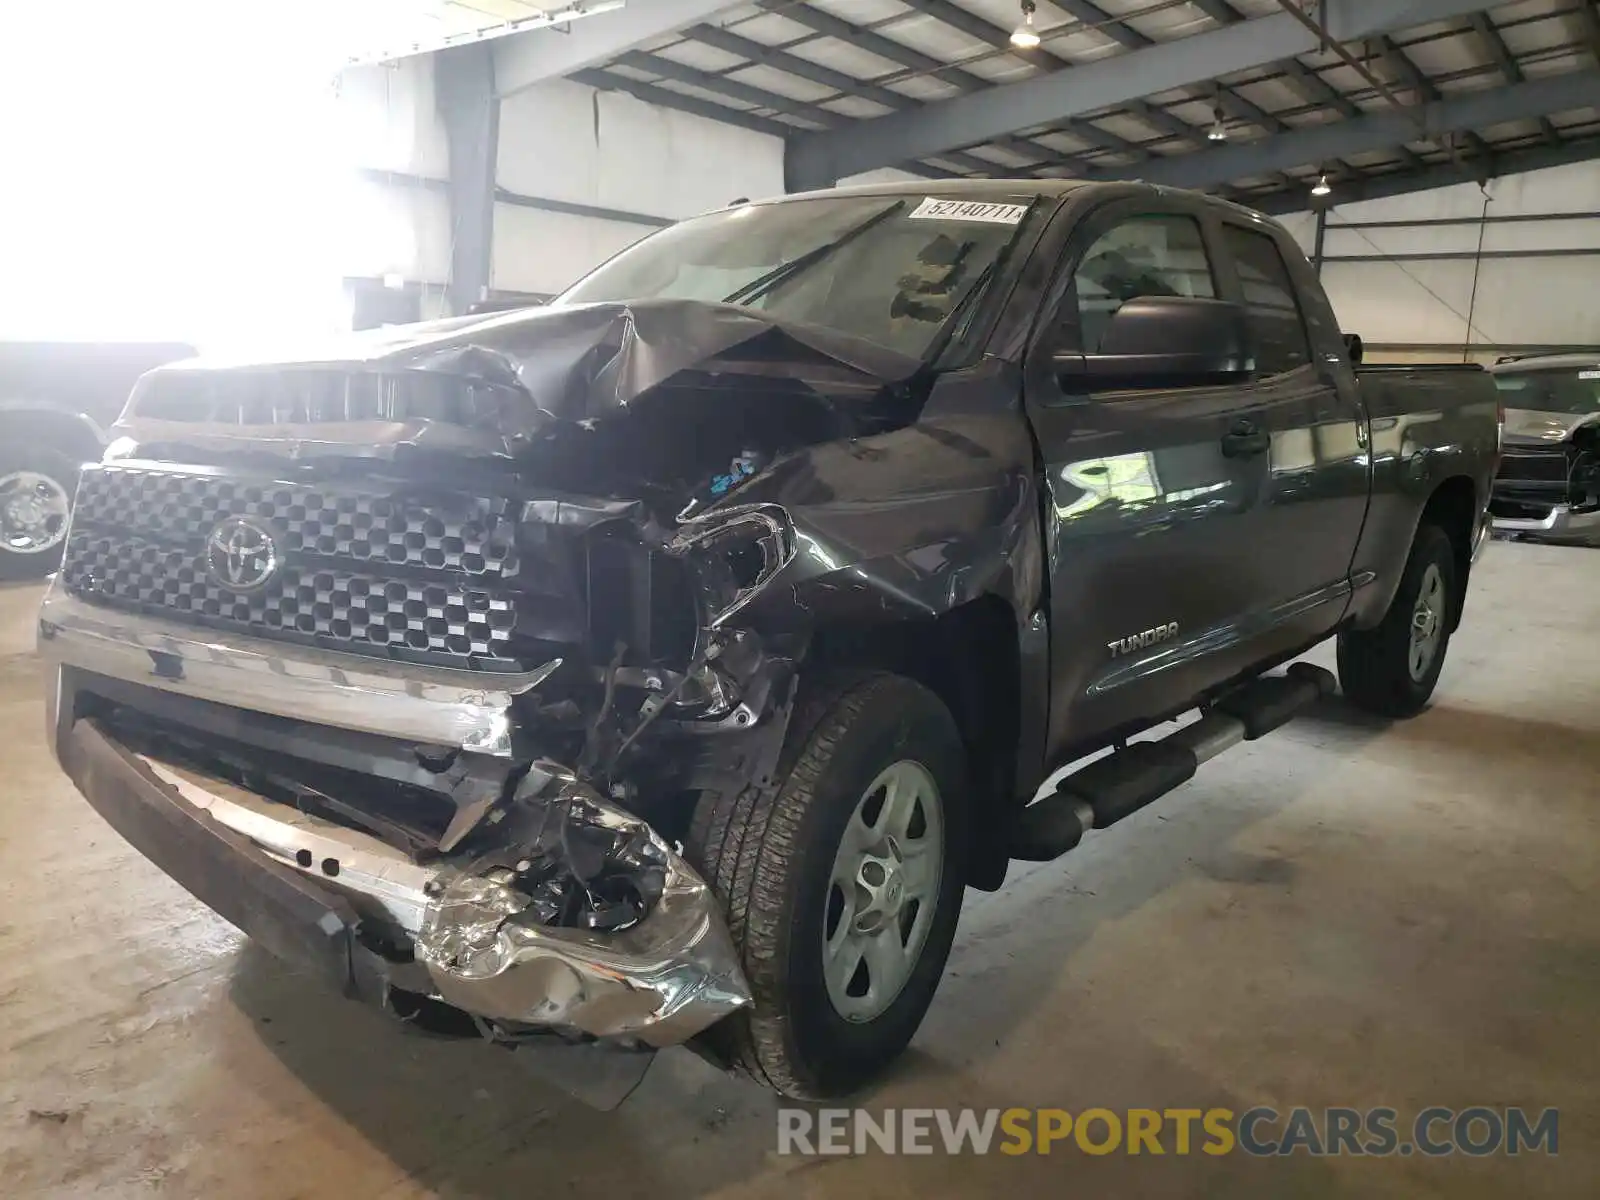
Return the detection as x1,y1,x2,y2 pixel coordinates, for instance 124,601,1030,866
43,661,751,1051
1490,501,1600,538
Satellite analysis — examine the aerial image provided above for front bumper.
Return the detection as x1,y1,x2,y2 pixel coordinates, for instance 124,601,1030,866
43,664,751,1049
1491,503,1600,538
35,587,556,757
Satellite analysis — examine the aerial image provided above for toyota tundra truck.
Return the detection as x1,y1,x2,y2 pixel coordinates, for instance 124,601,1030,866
38,181,1501,1104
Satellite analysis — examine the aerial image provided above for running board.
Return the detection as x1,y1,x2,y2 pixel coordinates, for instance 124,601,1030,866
1010,663,1335,863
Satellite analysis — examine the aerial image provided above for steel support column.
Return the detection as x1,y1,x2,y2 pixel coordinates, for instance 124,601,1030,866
435,44,498,316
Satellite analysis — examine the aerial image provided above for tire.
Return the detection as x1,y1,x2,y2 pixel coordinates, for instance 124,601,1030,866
1337,522,1457,718
686,672,969,1099
0,445,80,582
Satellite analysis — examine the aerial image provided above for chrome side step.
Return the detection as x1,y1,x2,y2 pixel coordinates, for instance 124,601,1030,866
1010,663,1335,863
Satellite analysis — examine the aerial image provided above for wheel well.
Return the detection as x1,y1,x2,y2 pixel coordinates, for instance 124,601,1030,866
1420,475,1476,629
809,596,1020,891
0,406,104,467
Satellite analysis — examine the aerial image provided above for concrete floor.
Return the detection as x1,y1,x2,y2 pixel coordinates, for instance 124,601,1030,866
1,541,1596,1199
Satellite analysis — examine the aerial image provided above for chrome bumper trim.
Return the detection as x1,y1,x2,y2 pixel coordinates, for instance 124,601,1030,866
107,733,749,1046
35,585,557,756
1492,504,1600,538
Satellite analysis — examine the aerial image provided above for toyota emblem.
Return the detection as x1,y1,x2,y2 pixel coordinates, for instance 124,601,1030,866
205,517,279,591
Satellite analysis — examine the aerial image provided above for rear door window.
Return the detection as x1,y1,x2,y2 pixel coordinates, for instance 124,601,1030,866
1221,226,1312,376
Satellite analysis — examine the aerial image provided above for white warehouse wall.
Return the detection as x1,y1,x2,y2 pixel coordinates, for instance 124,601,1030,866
336,57,454,289
331,62,787,306
1275,160,1600,362
493,79,785,296
333,54,1599,359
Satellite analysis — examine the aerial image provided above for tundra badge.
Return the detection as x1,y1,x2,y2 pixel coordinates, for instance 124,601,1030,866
1107,622,1179,658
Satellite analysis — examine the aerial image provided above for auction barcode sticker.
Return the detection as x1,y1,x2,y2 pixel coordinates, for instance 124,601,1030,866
909,197,1031,224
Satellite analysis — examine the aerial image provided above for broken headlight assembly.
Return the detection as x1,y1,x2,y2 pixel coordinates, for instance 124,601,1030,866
671,503,796,631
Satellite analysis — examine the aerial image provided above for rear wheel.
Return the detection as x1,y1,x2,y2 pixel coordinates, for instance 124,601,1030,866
0,446,79,581
1337,523,1457,718
686,672,968,1099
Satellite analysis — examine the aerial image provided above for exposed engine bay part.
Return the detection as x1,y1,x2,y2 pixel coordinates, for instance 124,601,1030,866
111,300,924,463
141,750,752,1047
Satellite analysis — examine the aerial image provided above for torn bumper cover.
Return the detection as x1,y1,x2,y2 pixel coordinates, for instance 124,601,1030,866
47,672,751,1047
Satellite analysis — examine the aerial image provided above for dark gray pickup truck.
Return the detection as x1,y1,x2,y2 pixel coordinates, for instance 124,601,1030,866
38,181,1500,1104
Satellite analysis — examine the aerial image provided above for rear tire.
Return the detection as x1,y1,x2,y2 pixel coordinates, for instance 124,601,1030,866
1337,523,1457,718
686,672,969,1099
0,445,80,582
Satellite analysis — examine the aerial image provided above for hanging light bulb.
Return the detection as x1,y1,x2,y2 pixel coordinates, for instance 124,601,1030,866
1208,105,1228,142
1011,0,1041,49
1311,173,1332,197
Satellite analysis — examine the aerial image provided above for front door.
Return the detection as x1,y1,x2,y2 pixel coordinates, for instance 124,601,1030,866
1022,201,1289,762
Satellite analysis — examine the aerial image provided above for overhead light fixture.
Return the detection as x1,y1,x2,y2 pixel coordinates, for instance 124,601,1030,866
1208,106,1228,142
1311,173,1332,197
1011,0,1041,49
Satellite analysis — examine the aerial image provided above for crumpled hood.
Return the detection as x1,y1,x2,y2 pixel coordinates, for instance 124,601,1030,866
1503,408,1600,445
119,300,924,459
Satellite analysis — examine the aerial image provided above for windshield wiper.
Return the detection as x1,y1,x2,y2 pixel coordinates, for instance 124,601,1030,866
722,200,907,307
922,258,999,366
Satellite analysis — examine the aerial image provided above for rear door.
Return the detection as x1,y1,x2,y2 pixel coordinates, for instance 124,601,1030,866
1022,198,1288,760
1211,217,1368,647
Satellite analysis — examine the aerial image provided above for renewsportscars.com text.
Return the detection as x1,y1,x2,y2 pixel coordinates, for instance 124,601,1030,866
776,1106,1559,1157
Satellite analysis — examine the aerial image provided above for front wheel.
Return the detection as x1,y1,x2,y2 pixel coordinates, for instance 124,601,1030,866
1337,523,1458,718
0,446,79,582
687,673,969,1099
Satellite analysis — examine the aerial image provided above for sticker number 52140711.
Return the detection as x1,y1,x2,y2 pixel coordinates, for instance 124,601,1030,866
908,197,1031,225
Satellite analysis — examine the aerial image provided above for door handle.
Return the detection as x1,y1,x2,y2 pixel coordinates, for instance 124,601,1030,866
1221,419,1271,458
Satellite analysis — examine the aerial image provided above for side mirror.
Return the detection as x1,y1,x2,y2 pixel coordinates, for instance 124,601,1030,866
1054,297,1253,392
1343,332,1364,364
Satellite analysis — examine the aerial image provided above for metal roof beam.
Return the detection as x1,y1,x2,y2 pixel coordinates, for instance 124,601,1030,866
842,1,1125,173
494,0,746,97
678,20,1094,176
611,50,840,127
1278,55,1423,171
569,67,795,138
1248,135,1600,215
1576,1,1600,65
1468,14,1561,144
786,0,1506,186
1373,34,1495,160
760,0,1085,175
1099,70,1600,189
1186,0,1244,24
753,0,973,91
566,66,955,182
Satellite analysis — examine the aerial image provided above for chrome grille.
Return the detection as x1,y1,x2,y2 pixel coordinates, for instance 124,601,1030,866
60,464,569,670
71,466,520,578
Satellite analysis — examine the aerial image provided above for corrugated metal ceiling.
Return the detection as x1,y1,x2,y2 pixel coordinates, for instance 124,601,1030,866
560,0,1600,208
